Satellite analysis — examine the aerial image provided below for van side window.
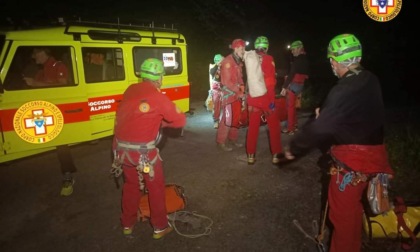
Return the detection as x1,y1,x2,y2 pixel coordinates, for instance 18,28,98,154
3,46,75,90
133,47,182,77
82,48,125,83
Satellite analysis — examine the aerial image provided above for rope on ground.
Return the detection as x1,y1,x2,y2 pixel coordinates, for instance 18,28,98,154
293,219,327,252
168,211,213,238
293,219,317,242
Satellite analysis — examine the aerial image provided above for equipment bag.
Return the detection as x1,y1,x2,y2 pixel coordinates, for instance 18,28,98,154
367,173,391,215
243,50,266,98
363,197,420,250
138,184,187,221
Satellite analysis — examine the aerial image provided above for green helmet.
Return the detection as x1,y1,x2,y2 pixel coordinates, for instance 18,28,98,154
254,36,269,50
327,34,362,62
289,40,303,49
214,54,223,64
140,58,165,81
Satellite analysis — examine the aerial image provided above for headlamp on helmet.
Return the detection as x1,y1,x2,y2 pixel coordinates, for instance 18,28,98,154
289,40,303,50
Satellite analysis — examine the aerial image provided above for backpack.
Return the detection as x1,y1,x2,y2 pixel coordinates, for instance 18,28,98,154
243,50,267,98
138,184,187,221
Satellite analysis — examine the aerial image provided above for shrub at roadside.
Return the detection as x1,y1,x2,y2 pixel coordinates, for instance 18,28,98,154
385,123,420,202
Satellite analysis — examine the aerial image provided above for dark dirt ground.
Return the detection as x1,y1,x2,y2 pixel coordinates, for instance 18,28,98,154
1,100,419,252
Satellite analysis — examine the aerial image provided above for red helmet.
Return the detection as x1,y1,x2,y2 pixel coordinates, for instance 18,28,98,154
231,39,245,49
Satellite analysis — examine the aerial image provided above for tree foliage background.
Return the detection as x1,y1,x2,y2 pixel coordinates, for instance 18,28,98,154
1,0,414,106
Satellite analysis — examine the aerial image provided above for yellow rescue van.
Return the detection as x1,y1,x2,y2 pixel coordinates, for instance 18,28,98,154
0,21,190,163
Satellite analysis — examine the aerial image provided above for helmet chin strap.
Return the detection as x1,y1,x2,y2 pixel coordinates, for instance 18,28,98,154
150,77,163,89
346,67,362,77
331,65,339,77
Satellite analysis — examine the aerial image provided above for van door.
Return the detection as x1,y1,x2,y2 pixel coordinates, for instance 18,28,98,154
0,44,90,162
81,46,128,140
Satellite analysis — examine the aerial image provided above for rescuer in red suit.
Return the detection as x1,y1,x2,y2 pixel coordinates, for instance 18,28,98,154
112,58,186,239
216,39,246,151
280,40,309,135
245,36,283,165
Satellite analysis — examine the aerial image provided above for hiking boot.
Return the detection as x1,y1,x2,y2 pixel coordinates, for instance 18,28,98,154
284,151,295,160
281,129,295,136
217,143,232,152
60,178,75,196
123,226,133,236
229,140,244,148
213,121,219,129
247,154,256,165
272,153,283,164
153,223,173,239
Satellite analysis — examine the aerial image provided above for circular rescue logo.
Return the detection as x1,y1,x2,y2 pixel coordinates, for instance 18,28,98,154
13,101,64,144
139,102,150,113
363,0,402,22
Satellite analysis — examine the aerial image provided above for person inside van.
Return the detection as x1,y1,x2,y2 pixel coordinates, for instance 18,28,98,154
23,47,68,87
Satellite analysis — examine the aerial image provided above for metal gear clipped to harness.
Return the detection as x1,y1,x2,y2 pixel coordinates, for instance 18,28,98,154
111,127,164,190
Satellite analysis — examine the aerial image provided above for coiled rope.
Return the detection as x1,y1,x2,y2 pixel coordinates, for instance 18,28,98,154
168,211,213,238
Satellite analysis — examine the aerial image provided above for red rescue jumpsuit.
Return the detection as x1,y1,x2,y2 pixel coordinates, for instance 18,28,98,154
216,53,244,144
246,51,282,155
283,53,309,132
113,80,186,230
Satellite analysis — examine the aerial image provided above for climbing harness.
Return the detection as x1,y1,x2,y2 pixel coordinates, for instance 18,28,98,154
221,86,236,100
121,140,159,188
329,156,370,192
110,137,162,190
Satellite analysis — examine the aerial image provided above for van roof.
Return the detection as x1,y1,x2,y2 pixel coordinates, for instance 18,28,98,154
1,23,186,44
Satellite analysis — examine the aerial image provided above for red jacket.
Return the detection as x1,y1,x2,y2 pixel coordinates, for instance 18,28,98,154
220,54,244,105
114,80,186,145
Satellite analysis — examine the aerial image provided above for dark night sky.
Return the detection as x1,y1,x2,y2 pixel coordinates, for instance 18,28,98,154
1,0,414,106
